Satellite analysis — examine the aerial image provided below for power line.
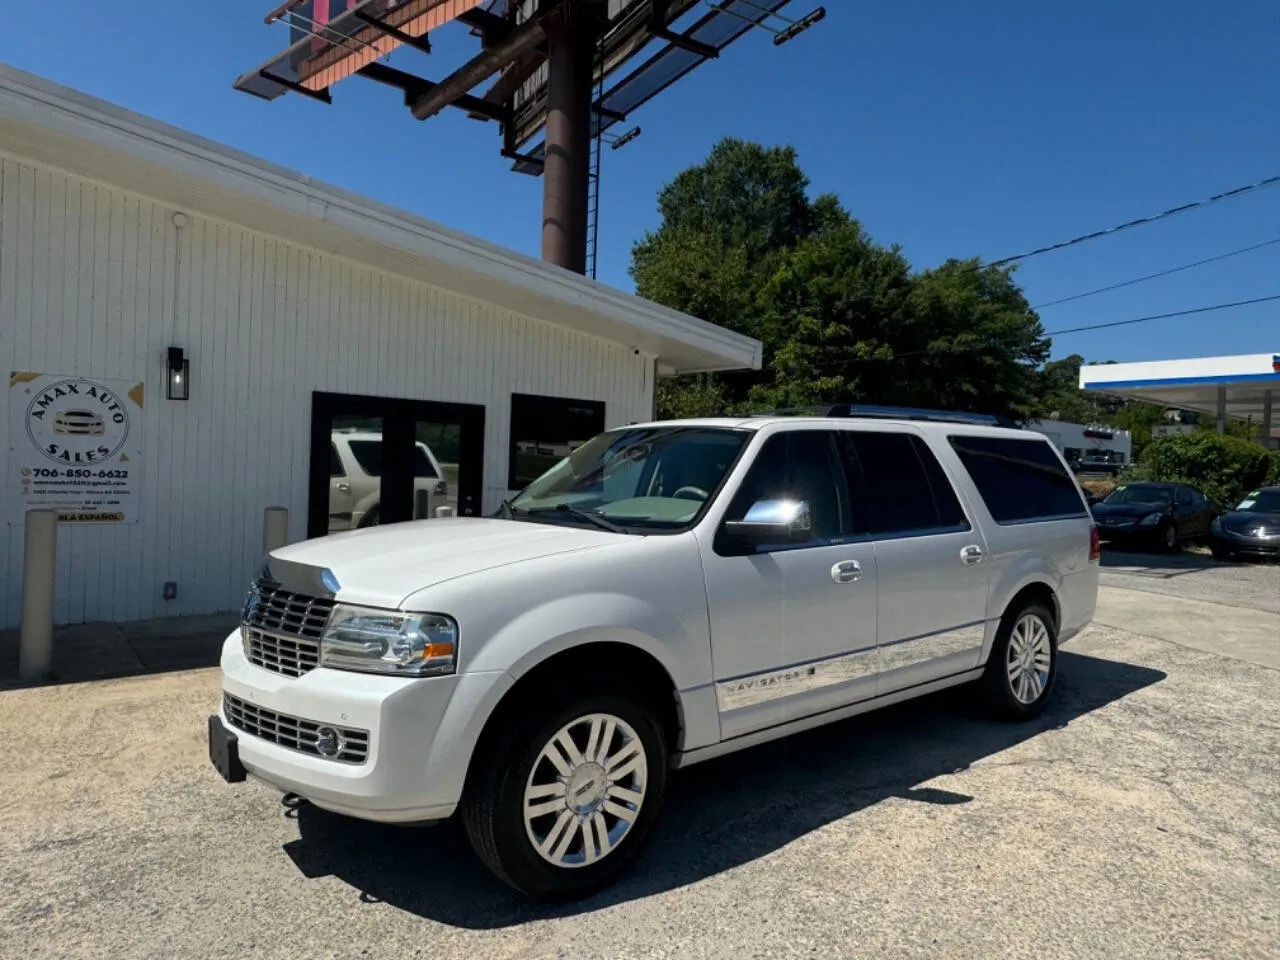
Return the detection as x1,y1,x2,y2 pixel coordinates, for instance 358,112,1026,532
1046,294,1280,337
1033,237,1280,308
985,173,1280,269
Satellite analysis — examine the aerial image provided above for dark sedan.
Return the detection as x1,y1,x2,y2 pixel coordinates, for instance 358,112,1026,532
1090,481,1217,551
1211,486,1280,561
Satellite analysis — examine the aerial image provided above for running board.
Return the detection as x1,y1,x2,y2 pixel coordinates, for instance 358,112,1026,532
671,668,984,769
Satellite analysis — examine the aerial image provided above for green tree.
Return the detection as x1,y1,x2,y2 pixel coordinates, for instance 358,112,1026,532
634,137,1050,422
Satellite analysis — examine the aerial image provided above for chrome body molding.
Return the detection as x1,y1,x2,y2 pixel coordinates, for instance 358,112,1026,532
877,620,987,674
678,668,986,769
715,647,879,712
713,620,989,713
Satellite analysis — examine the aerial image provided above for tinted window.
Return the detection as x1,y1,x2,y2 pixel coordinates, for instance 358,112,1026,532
509,393,606,490
722,431,847,546
1104,485,1172,506
843,432,968,536
1176,487,1192,505
348,440,382,476
330,443,344,478
949,435,1088,524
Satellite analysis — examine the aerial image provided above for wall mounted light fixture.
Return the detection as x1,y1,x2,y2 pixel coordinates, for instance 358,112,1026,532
166,346,189,400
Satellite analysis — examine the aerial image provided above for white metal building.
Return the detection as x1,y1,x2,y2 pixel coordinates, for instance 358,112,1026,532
0,65,761,628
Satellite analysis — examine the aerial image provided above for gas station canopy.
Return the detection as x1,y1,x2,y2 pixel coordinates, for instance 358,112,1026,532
1080,352,1280,443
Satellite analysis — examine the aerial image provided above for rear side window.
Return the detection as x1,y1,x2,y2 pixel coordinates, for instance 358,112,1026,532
948,435,1088,524
840,431,969,537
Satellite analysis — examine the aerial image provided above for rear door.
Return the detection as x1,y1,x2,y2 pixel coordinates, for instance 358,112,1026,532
838,429,990,693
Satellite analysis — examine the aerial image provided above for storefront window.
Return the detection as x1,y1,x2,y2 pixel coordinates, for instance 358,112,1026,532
509,393,606,490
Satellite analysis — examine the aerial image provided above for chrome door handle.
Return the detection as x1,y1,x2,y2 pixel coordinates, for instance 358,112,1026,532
960,545,984,565
830,560,862,584
335,482,350,493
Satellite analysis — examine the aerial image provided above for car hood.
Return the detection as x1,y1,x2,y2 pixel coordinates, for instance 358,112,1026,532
1091,502,1170,520
267,517,625,608
1220,510,1280,532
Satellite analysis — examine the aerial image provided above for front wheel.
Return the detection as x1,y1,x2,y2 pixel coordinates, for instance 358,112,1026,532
978,602,1058,720
461,682,669,899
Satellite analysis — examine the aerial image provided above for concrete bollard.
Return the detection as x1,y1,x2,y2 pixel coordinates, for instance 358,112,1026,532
435,505,454,518
262,506,289,555
19,508,57,683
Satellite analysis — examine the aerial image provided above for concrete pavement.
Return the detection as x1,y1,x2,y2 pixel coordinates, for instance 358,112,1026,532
1,564,1277,959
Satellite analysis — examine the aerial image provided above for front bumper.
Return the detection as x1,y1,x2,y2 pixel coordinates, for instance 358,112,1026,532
214,631,512,823
1211,531,1280,558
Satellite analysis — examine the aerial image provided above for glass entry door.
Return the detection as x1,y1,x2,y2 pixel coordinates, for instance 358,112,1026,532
308,392,485,538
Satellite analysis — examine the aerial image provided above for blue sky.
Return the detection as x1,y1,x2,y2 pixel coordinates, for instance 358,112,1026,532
2,1,1276,365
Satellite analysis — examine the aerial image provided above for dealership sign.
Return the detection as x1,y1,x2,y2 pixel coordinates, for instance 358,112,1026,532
9,372,144,524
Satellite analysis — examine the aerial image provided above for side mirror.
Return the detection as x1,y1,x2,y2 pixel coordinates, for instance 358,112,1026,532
722,499,812,547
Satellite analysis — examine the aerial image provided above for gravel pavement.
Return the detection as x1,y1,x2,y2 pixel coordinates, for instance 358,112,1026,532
2,565,1278,960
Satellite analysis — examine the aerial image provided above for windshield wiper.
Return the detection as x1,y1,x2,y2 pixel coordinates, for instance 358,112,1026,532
527,503,625,534
494,498,519,519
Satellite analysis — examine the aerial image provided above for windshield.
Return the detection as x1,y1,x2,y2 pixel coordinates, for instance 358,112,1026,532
1103,485,1172,506
509,426,749,531
1235,490,1280,513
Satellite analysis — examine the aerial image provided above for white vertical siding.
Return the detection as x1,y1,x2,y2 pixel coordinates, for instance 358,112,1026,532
0,155,653,628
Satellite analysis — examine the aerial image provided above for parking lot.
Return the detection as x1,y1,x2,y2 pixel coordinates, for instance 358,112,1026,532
2,556,1277,960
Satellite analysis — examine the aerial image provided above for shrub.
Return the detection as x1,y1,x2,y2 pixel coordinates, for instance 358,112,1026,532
1140,433,1274,506
1268,450,1280,486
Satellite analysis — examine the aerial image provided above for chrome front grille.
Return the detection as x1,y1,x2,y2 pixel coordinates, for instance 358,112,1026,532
244,580,335,639
223,693,369,764
242,579,334,677
243,628,320,678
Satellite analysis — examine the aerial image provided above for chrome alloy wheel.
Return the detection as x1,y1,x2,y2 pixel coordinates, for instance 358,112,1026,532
1007,613,1052,704
523,712,647,868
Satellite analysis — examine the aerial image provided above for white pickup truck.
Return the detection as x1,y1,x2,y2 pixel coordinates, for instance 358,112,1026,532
210,408,1099,898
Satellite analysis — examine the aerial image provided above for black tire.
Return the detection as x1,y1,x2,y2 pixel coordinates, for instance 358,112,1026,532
1211,544,1234,562
978,601,1058,720
461,677,669,899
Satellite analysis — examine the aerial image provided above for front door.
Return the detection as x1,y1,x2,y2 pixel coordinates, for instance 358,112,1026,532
699,428,879,740
308,392,485,539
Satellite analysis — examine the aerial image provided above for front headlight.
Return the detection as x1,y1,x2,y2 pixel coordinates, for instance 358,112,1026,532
1138,512,1164,526
320,605,458,677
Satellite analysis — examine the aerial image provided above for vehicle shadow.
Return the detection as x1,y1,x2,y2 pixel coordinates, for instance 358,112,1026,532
1099,550,1235,577
283,651,1165,928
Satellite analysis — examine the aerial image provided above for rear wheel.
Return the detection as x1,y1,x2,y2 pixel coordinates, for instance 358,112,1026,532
978,602,1058,720
461,680,669,899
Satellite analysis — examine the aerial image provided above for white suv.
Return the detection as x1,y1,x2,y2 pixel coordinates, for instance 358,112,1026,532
210,407,1099,898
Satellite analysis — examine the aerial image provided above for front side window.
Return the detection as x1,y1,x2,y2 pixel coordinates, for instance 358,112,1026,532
510,426,748,531
950,434,1089,524
843,431,969,536
720,430,847,548
329,443,345,478
1176,487,1193,506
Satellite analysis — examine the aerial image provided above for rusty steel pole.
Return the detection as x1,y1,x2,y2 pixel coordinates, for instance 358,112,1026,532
540,6,596,274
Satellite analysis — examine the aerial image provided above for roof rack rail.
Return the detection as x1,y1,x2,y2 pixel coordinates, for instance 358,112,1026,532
823,403,1018,428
